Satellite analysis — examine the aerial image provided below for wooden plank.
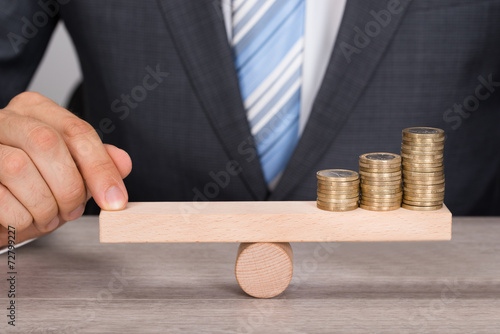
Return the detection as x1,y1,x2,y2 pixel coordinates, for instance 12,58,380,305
99,201,452,243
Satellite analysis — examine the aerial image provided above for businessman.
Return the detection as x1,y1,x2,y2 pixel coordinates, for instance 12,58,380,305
1,0,500,247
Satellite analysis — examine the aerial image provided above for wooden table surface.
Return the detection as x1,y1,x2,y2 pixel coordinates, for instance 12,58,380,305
1,216,499,333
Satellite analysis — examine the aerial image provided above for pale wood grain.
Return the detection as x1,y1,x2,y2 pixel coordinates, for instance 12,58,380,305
235,242,293,298
99,201,452,243
1,217,499,333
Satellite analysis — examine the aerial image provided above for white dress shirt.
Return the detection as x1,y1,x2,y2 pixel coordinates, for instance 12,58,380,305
222,0,347,134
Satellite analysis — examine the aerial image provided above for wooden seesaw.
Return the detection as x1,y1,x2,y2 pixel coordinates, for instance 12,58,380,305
99,201,452,298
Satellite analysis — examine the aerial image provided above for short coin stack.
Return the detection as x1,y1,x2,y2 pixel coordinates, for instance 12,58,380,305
401,127,445,211
316,169,359,211
359,153,402,211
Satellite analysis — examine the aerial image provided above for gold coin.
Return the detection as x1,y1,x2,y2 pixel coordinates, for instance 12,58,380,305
403,170,444,177
403,179,445,185
402,161,443,168
317,191,359,197
361,184,402,190
361,193,402,200
317,204,358,212
403,176,445,183
403,188,445,195
402,166,444,173
402,160,444,167
404,181,444,188
318,182,359,192
403,138,445,145
359,166,401,173
401,152,444,160
401,149,444,158
401,148,444,156
403,182,445,188
401,144,444,152
361,203,401,210
403,187,445,193
403,194,445,201
360,197,402,204
403,171,444,177
401,140,445,148
316,169,359,182
402,203,443,211
317,193,359,200
403,199,443,206
316,200,359,207
359,160,401,167
360,179,402,186
402,135,445,143
359,170,401,178
318,180,359,187
360,204,401,211
317,189,359,196
359,152,401,165
316,204,359,212
360,186,402,193
403,183,445,189
403,175,445,182
317,184,359,190
361,199,402,206
360,199,401,206
317,198,359,205
360,176,403,184
402,127,445,138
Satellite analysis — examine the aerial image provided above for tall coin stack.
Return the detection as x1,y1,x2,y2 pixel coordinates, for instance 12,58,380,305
401,127,445,211
359,153,402,211
316,169,359,212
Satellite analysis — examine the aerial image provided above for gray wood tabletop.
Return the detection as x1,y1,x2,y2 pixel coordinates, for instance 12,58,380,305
1,216,499,333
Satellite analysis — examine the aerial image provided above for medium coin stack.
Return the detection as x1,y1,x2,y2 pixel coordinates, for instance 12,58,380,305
316,169,359,211
359,153,402,211
401,127,445,211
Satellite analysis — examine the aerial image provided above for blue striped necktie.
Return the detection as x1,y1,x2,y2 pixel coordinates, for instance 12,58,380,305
232,0,305,186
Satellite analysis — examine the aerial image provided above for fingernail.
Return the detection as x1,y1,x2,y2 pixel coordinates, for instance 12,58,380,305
46,216,60,232
105,186,126,210
69,204,85,220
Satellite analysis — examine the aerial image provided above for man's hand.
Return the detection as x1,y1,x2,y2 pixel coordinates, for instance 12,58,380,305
0,92,132,245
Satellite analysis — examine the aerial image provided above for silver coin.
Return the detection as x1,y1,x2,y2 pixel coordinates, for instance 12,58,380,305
317,170,357,178
365,153,398,161
407,128,440,135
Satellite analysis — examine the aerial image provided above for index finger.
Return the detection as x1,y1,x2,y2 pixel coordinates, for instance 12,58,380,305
14,95,128,211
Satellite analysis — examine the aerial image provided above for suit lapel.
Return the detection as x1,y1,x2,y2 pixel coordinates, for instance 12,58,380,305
270,0,413,200
156,0,268,200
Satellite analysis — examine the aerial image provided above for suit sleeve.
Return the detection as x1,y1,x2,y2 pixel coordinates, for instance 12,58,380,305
0,0,59,108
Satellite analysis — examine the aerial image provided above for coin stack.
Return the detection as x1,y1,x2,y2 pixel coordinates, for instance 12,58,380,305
359,153,402,211
316,169,359,211
401,127,445,211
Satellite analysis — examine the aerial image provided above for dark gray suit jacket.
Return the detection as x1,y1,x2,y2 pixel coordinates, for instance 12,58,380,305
1,0,500,215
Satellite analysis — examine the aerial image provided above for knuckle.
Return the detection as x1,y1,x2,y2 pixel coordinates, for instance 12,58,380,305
10,91,46,106
26,125,61,153
89,159,117,177
13,210,33,231
62,118,96,140
0,189,32,231
59,180,86,208
33,207,57,227
1,148,30,178
0,185,10,203
36,204,58,225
